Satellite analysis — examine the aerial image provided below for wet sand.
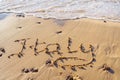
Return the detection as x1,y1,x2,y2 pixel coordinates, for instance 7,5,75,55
0,14,120,80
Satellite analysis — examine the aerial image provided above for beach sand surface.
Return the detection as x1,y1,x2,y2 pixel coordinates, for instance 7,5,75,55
0,15,120,80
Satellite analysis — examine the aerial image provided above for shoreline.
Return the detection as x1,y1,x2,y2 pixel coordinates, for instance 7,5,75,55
0,12,120,23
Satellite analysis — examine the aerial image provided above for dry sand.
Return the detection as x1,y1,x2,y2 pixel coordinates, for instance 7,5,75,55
0,14,120,80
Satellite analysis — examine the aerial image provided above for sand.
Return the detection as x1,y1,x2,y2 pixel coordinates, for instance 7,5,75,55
0,14,120,80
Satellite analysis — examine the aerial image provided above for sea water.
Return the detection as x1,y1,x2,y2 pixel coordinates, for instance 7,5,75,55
0,0,120,21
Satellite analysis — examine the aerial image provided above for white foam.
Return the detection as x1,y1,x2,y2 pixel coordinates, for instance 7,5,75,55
0,0,120,21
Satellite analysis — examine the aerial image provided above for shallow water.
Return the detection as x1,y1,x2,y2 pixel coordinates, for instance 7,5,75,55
0,0,120,21
0,13,9,20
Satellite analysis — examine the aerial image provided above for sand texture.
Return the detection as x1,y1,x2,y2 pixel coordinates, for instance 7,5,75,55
0,15,120,80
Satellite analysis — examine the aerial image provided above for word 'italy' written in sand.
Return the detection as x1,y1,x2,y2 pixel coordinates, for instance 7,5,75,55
3,37,96,58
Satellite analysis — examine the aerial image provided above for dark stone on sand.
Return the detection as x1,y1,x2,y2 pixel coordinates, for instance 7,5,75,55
103,67,115,74
71,66,76,71
56,31,62,34
104,20,107,23
37,22,41,24
0,48,5,53
17,27,22,29
30,68,38,72
66,75,73,80
46,59,52,65
0,54,2,57
16,13,25,17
